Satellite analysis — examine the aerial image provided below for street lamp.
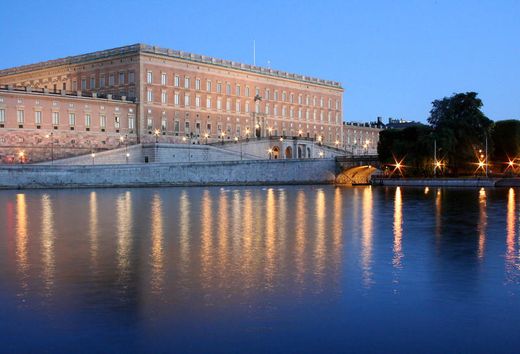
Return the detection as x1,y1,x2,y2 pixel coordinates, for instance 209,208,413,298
319,151,324,158
18,151,25,164
268,127,273,137
221,131,225,144
298,129,302,138
126,153,130,164
154,129,160,143
268,148,273,159
245,127,250,141
204,133,209,144
45,132,54,164
279,137,284,143
335,140,339,149
91,153,95,165
317,135,322,146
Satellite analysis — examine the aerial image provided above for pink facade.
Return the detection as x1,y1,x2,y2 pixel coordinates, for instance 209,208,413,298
0,44,344,161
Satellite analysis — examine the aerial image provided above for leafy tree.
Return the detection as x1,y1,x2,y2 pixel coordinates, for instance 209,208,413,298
491,120,520,170
428,92,492,174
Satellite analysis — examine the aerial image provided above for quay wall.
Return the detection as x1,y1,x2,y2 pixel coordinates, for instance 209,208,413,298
0,158,336,189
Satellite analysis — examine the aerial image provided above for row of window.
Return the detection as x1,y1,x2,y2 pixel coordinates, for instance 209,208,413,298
146,71,340,109
73,71,136,91
146,117,339,137
146,91,341,124
0,109,134,129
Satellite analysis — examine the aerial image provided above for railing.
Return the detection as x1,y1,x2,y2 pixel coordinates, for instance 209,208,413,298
0,85,136,103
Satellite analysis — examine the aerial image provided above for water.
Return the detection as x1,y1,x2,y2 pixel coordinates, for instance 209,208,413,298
1,186,519,353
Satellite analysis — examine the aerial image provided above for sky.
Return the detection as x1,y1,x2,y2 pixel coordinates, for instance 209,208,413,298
0,0,518,123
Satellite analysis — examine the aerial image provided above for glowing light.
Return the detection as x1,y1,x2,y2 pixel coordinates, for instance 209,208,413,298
91,153,96,158
18,151,25,158
478,161,485,168
234,136,238,141
280,137,284,142
154,129,160,136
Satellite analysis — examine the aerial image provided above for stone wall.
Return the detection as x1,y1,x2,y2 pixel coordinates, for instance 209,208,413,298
0,159,337,189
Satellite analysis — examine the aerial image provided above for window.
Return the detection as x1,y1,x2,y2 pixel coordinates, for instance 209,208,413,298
320,97,324,107
236,100,241,113
255,87,260,96
85,114,91,127
161,73,167,86
282,106,286,117
320,111,324,122
161,91,167,104
174,93,180,105
265,89,270,100
216,83,222,94
100,76,105,88
69,113,75,126
129,72,135,83
174,75,180,87
306,95,310,105
174,120,180,133
185,121,190,134
245,101,250,113
206,80,211,92
109,74,115,86
72,81,77,90
226,99,231,111
265,104,269,115
17,110,24,124
290,107,294,118
245,86,250,97
0,109,5,123
161,118,166,130
206,97,212,108
147,118,153,130
328,99,332,109
226,83,231,95
290,94,294,103
128,116,134,130
184,94,190,107
100,115,106,128
147,89,153,102
217,98,222,110
119,72,125,85
147,71,153,84
298,108,302,119
195,79,201,90
35,111,42,124
52,112,59,125
196,96,201,108
90,77,95,89
184,77,190,89
81,79,87,90
274,91,278,101
236,85,241,96
282,92,287,101
298,95,302,105
274,105,278,116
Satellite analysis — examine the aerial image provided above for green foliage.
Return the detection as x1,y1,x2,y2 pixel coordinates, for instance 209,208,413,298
491,120,520,168
428,92,493,174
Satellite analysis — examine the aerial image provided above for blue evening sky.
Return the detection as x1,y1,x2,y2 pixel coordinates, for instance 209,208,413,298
0,0,518,123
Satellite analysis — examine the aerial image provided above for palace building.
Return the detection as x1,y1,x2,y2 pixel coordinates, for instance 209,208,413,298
0,44,344,162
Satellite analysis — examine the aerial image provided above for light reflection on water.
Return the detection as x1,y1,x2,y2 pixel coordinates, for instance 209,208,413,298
1,186,520,353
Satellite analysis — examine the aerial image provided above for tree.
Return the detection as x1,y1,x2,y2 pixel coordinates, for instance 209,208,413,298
428,92,492,175
491,120,520,170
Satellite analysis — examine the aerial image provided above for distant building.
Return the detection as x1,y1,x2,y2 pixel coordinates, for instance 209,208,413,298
378,117,425,129
342,121,380,155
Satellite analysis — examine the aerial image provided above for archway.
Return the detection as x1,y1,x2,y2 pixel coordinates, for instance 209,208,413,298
297,146,303,159
272,146,280,159
285,146,292,159
307,147,311,158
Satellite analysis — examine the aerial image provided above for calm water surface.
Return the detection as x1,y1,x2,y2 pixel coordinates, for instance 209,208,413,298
1,186,520,353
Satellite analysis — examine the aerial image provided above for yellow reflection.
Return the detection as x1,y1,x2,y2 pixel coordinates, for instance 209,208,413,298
265,188,276,288
179,190,191,276
435,189,442,241
16,194,28,290
295,190,306,286
361,187,373,287
314,188,326,285
150,194,165,294
393,187,403,269
200,190,213,290
477,188,487,261
506,188,517,280
89,192,99,273
117,191,132,282
424,187,429,194
216,190,228,277
332,187,343,276
41,194,55,294
241,190,254,291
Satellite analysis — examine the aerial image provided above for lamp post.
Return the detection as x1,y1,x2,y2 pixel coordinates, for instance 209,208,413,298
268,148,273,159
45,132,54,164
91,153,95,165
221,131,225,144
245,127,250,142
18,151,25,164
204,133,209,144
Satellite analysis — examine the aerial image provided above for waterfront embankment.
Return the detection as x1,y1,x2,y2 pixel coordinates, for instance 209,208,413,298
0,158,336,189
372,177,520,187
